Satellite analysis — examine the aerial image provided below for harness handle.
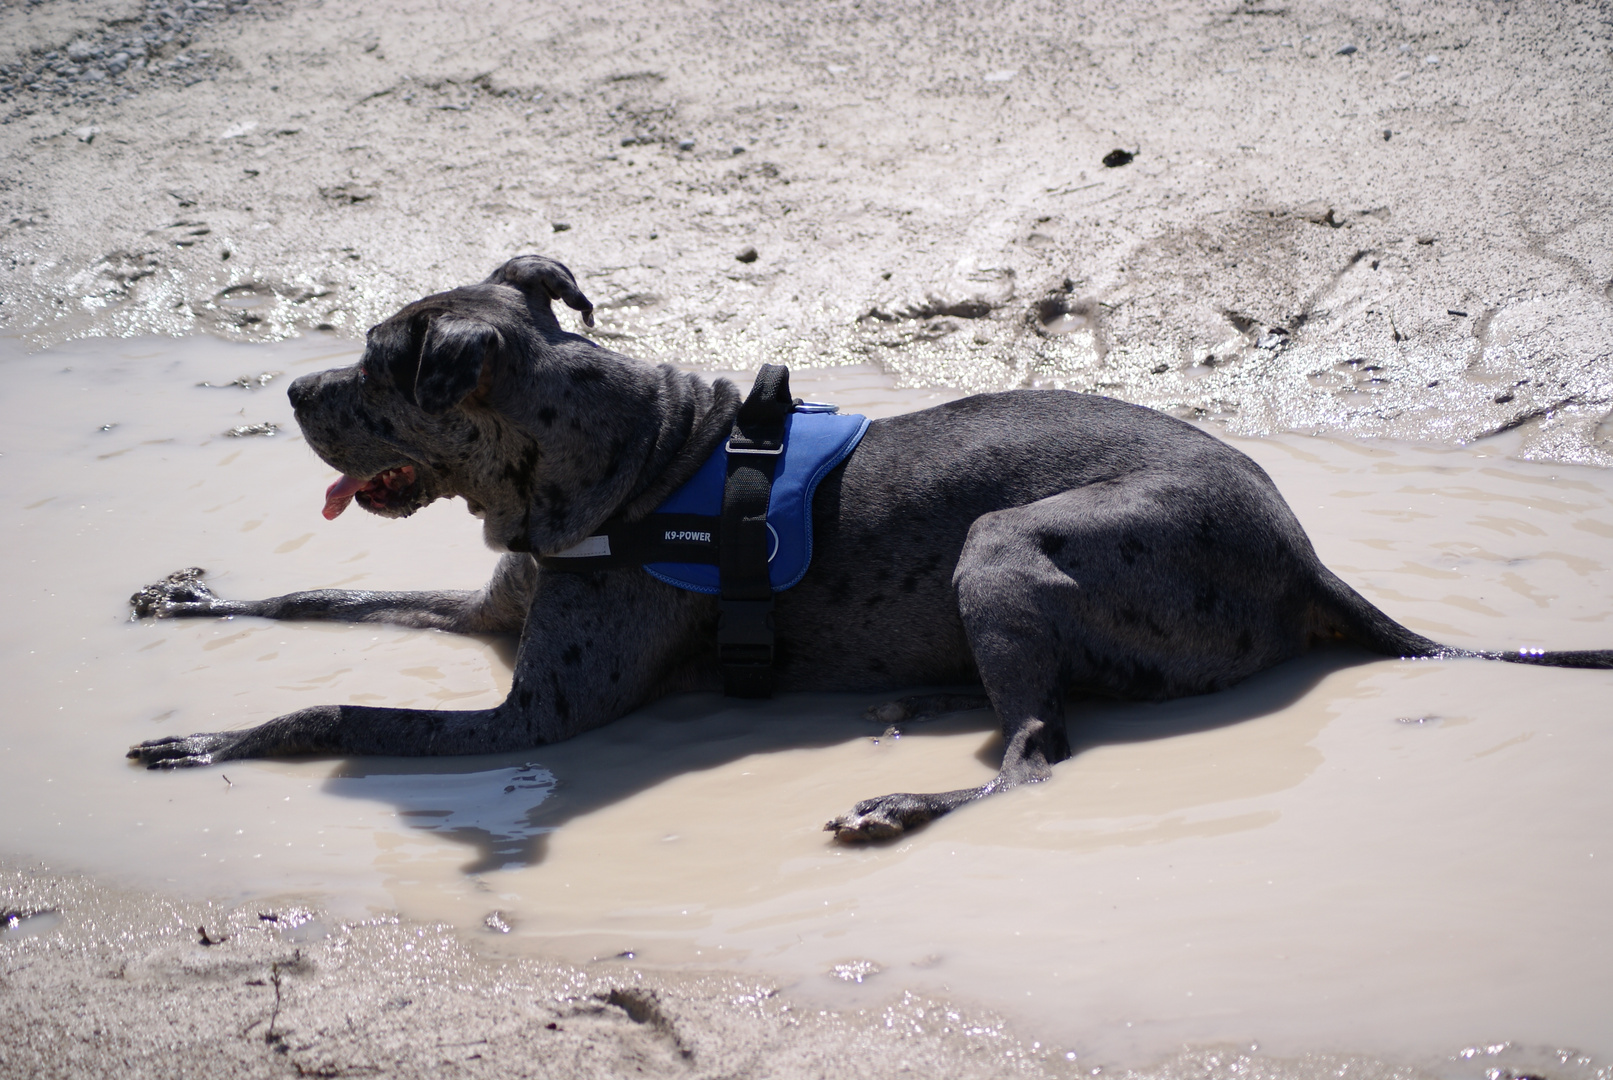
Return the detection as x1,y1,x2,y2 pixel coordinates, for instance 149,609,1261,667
717,364,793,697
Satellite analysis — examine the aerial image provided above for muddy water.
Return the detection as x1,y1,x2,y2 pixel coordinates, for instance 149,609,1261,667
1,335,1610,1068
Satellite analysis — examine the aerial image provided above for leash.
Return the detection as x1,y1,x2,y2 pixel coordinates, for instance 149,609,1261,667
541,363,798,698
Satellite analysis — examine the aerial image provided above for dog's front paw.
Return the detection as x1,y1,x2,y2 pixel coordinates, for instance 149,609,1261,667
129,567,217,619
127,732,240,768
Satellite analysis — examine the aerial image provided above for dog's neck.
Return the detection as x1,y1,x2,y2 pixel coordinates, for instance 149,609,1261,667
486,353,741,556
612,367,741,524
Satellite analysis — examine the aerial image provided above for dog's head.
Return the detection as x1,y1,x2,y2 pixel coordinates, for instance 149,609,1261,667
288,256,718,554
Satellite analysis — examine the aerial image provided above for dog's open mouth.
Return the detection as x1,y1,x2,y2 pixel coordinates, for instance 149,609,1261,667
323,465,423,520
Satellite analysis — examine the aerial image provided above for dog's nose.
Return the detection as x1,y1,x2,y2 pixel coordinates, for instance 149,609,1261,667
287,373,318,410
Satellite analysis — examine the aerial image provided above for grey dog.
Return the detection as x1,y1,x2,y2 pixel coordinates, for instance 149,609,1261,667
128,256,1613,841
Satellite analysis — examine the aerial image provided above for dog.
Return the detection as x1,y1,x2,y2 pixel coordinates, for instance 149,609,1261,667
128,256,1613,841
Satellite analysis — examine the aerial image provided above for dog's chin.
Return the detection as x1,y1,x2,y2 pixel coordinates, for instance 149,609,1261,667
353,470,437,519
322,464,440,520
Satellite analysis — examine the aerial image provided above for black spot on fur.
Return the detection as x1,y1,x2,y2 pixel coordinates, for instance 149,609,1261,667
1117,535,1148,565
863,592,887,608
543,483,570,531
900,574,919,593
519,689,533,709
537,406,557,426
502,444,542,496
561,644,583,665
1237,629,1253,654
568,365,605,384
1039,533,1066,559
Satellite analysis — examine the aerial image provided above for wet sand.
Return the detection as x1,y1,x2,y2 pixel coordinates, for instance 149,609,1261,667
2,335,1611,1077
4,0,1613,463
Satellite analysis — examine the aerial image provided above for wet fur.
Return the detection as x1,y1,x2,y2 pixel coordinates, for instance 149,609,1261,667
128,256,1613,841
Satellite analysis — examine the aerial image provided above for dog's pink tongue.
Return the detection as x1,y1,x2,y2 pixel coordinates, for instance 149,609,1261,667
322,475,367,520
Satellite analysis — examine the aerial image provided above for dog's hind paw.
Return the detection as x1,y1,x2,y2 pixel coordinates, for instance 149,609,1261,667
825,808,907,843
129,567,217,619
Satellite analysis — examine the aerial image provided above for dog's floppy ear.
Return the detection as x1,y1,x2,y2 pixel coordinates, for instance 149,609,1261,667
485,255,596,327
415,315,502,414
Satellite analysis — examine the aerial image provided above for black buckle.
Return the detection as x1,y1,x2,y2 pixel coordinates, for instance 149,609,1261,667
726,436,784,455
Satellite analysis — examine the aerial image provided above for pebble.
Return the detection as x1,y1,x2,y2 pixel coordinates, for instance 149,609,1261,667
677,138,695,151
1101,148,1134,168
552,222,571,233
735,246,759,264
1336,44,1358,56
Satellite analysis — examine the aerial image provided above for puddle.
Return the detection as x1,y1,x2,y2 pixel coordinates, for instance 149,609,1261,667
0,335,1610,1066
1,908,62,939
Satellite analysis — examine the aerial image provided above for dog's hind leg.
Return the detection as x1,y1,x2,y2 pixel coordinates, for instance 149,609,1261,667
827,502,1082,841
827,477,1315,842
128,553,539,634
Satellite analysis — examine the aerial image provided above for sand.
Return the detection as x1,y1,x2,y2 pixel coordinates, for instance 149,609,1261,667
3,0,1613,1077
4,0,1612,462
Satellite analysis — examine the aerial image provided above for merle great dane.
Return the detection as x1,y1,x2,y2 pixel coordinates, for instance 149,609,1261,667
128,256,1613,841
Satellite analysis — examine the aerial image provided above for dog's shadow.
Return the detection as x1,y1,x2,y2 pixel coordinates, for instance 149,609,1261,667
321,649,1371,874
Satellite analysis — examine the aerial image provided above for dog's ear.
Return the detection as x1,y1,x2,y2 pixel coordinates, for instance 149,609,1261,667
415,315,502,414
485,256,596,327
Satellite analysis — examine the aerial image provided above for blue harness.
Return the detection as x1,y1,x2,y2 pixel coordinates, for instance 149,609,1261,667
641,408,867,594
541,365,868,697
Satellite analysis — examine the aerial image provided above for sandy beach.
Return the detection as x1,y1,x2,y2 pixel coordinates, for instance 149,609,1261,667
3,1,1612,1077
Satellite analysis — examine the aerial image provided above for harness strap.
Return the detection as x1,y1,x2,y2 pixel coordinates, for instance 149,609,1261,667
538,512,720,569
717,363,792,698
538,365,797,699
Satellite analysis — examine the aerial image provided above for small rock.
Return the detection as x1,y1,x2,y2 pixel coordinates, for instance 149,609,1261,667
1382,129,1392,141
71,125,99,143
732,145,746,155
1295,201,1339,227
735,245,759,264
1423,55,1440,65
677,138,695,151
66,40,99,63
225,422,279,438
551,222,571,232
106,53,130,76
1101,148,1134,168
1335,44,1358,56
1255,329,1289,349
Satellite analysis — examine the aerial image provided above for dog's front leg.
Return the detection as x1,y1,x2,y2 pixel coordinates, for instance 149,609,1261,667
128,554,539,633
127,569,712,767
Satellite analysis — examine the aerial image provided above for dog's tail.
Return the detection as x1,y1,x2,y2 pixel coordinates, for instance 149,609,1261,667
1312,567,1613,670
